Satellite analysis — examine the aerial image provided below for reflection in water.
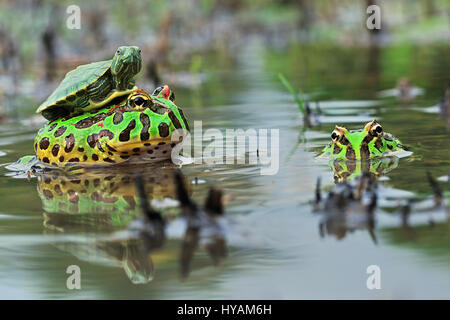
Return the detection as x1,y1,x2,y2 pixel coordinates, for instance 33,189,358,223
314,173,377,242
377,78,425,102
330,157,398,183
439,86,450,130
381,173,450,260
173,172,227,278
314,170,449,244
34,165,227,284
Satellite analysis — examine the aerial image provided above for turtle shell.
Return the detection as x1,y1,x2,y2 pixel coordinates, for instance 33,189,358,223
36,60,112,115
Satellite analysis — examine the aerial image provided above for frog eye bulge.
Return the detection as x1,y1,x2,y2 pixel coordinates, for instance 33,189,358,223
133,96,145,106
169,91,175,102
372,124,383,136
152,86,163,96
331,130,341,141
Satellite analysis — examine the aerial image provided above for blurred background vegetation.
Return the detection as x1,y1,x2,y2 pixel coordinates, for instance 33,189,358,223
0,0,448,118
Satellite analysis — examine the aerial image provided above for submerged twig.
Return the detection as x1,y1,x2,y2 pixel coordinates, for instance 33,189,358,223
135,176,164,224
426,171,443,208
173,170,227,278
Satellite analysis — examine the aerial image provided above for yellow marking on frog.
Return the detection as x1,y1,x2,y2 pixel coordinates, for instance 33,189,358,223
111,138,174,153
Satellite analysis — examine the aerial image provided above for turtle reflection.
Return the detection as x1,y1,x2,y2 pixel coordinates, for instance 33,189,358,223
36,165,227,284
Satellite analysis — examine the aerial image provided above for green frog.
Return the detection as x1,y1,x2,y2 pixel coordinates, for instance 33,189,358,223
320,120,407,160
15,86,189,168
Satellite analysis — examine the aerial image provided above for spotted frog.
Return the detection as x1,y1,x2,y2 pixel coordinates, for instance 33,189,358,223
320,120,407,160
28,86,189,167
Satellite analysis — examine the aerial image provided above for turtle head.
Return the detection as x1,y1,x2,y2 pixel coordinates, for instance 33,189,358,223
111,46,142,89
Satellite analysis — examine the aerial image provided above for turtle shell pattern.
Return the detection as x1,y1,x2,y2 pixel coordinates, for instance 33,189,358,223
37,60,112,114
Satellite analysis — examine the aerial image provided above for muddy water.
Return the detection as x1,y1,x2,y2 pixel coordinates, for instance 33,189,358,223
0,39,449,299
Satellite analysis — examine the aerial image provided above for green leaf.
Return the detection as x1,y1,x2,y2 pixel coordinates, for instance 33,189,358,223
278,73,305,115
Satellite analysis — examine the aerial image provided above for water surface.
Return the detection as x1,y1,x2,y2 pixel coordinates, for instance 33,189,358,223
0,39,449,299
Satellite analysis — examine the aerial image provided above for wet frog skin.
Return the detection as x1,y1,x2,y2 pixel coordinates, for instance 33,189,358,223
321,120,406,160
33,87,189,166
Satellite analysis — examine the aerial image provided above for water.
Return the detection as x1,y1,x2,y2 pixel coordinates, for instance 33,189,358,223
0,39,449,299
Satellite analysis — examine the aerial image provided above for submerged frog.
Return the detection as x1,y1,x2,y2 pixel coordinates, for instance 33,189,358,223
320,120,407,160
14,86,189,168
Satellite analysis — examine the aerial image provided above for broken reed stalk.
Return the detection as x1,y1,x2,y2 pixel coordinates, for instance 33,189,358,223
278,73,305,115
135,176,164,223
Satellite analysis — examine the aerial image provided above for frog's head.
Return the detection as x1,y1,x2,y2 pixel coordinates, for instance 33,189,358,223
111,46,142,83
321,120,406,160
103,88,189,162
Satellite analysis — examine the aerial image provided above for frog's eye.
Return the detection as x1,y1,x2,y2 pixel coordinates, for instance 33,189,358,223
331,130,341,141
169,91,175,102
372,124,383,136
133,96,145,106
152,86,163,96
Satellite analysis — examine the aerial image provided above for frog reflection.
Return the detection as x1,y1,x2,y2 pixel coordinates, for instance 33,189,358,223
330,156,398,183
314,173,378,243
35,166,227,283
39,165,179,284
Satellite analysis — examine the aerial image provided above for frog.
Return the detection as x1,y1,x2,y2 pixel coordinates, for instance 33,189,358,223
14,86,189,169
320,120,407,160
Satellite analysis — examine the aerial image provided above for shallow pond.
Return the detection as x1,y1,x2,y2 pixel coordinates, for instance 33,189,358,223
0,39,449,299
